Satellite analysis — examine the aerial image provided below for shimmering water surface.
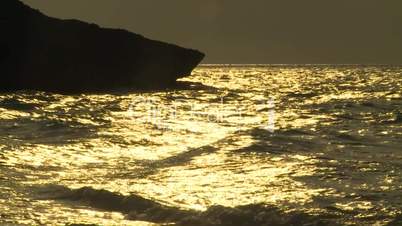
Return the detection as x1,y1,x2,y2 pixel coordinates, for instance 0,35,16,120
1,65,402,225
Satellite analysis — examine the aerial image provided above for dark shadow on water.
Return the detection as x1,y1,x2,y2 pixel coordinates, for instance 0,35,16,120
0,98,38,111
0,118,98,145
34,185,338,226
114,132,240,179
235,128,324,154
0,81,217,96
70,81,218,96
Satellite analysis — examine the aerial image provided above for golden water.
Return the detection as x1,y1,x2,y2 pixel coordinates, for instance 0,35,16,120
1,65,402,225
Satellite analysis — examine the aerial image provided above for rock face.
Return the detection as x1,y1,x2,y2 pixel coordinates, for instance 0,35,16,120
0,0,205,93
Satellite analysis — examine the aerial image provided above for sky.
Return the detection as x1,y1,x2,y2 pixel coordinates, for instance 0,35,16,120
22,0,402,64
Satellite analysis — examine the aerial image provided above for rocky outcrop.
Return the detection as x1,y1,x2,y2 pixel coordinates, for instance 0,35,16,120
0,0,205,93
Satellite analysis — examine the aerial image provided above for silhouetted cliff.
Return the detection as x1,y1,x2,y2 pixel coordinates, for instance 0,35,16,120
0,0,205,92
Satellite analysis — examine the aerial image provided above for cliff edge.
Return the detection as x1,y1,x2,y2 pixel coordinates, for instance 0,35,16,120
0,0,205,92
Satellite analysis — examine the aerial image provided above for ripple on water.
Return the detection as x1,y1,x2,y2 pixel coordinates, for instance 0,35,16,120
1,65,402,225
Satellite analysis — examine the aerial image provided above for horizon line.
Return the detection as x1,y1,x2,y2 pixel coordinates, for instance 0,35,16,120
199,63,402,67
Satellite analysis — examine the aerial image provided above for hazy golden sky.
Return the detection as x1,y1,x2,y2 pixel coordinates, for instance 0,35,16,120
22,0,402,64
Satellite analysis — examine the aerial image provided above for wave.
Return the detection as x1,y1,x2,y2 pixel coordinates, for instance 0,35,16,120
234,128,322,154
36,185,337,226
0,98,39,111
0,117,96,145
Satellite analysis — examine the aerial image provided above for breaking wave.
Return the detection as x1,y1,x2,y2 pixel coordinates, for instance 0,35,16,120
37,185,337,226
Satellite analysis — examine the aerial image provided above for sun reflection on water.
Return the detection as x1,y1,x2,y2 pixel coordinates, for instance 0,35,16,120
0,66,402,225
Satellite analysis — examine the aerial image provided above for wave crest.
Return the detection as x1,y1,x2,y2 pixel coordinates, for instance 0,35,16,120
37,185,337,226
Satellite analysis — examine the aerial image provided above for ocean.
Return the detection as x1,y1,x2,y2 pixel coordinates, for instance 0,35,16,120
0,65,401,225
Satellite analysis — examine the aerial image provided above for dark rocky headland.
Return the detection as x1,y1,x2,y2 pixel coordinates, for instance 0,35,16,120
0,0,205,93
